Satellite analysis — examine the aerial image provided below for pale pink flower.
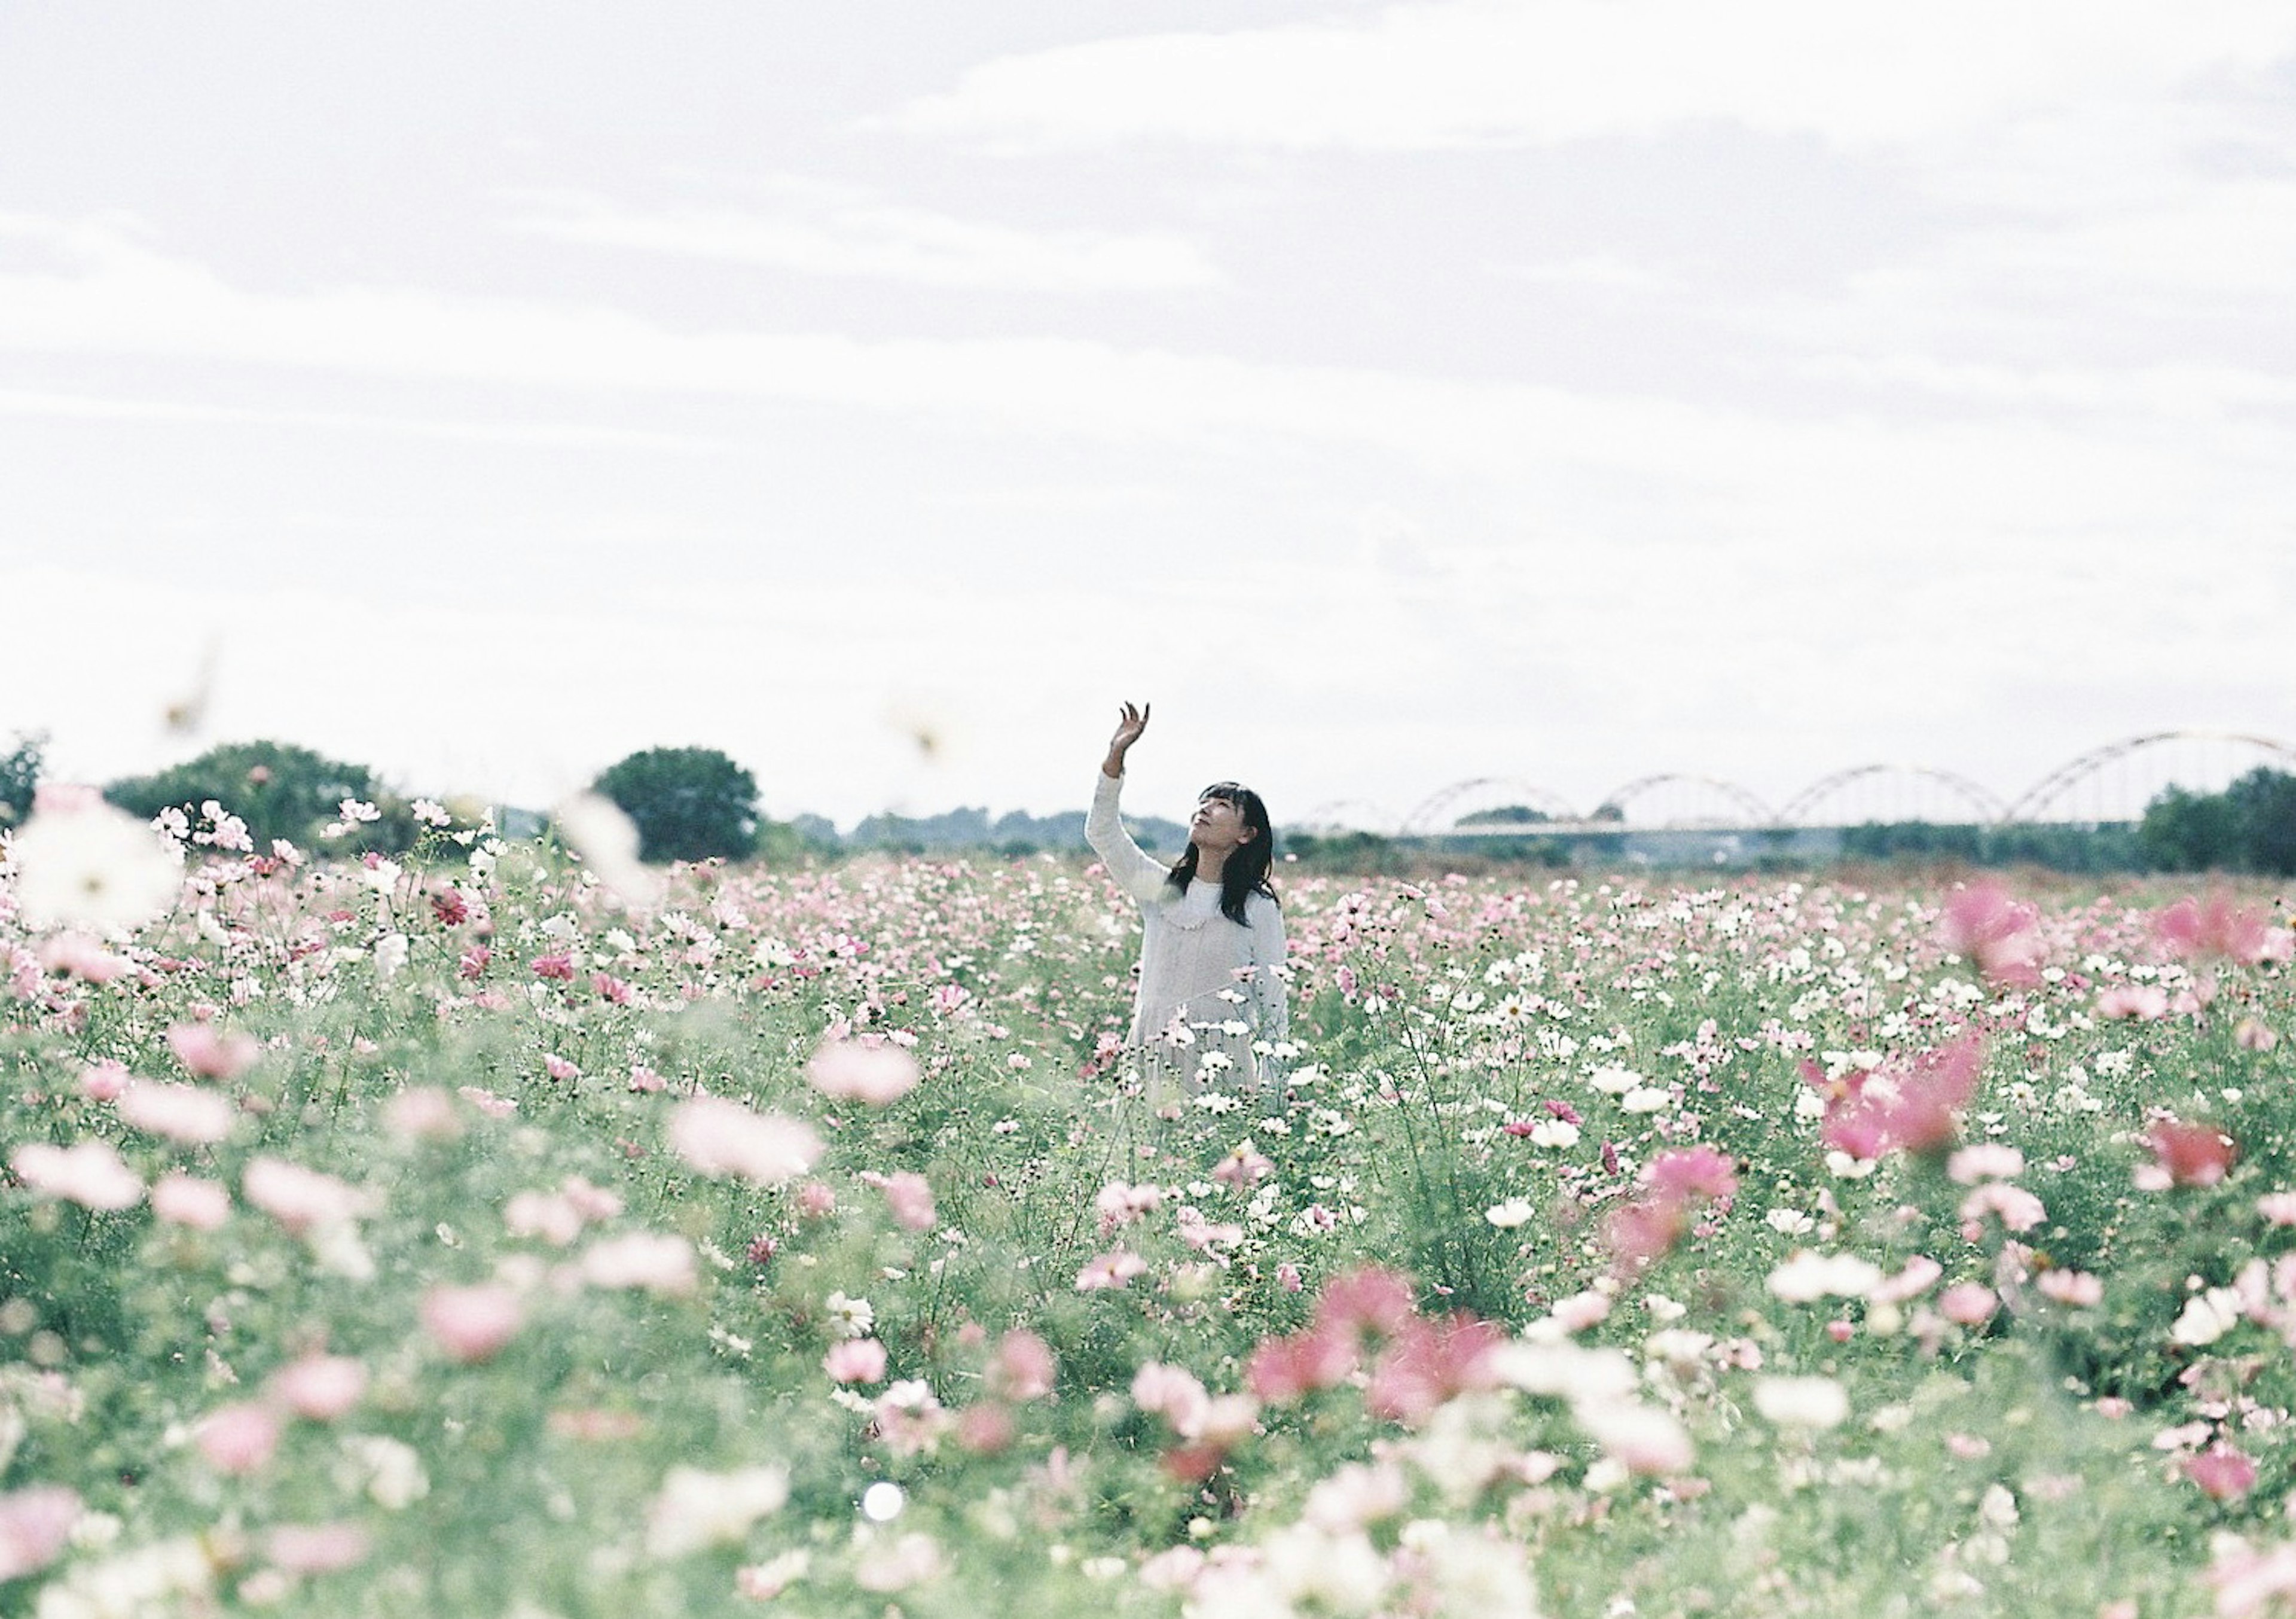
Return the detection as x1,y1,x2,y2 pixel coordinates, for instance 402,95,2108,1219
2236,1017,2279,1053
579,1232,698,1295
2096,984,2169,1020
458,1086,517,1118
11,1141,141,1211
1946,1145,2025,1185
505,1191,584,1246
167,1023,259,1081
561,1176,623,1221
1132,1362,1213,1438
150,1172,230,1230
1958,1182,2046,1233
115,1080,236,1145
39,934,129,983
807,1036,920,1105
264,1522,371,1575
1939,881,2045,987
862,1170,937,1232
987,1330,1055,1402
242,1157,364,1234
381,1087,462,1141
955,1401,1015,1454
794,1179,838,1218
2037,1270,2103,1307
1213,1144,1275,1188
0,1485,82,1582
825,1337,889,1384
271,1355,368,1421
542,1053,580,1081
1938,1283,1997,1326
668,1097,822,1185
1577,1400,1696,1475
78,1060,130,1102
1075,1250,1147,1291
853,1532,945,1592
2258,1192,2296,1227
422,1283,526,1362
195,1401,283,1473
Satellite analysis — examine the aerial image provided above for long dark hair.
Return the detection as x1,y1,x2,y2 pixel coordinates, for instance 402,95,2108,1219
1166,782,1278,924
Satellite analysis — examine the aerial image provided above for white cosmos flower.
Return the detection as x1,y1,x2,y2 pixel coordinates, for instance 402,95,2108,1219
7,798,182,932
1529,1118,1580,1148
1754,1375,1851,1430
1620,1087,1672,1114
552,794,667,910
2172,1288,2243,1347
1485,1198,1537,1229
1766,1251,1883,1304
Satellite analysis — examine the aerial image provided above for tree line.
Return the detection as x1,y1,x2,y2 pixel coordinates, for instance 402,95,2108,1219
2,733,2290,873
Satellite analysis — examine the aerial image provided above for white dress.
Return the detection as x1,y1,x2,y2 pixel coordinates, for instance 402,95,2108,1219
1086,769,1289,1089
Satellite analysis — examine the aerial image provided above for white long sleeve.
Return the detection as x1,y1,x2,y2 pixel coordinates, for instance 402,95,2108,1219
1088,768,1290,1087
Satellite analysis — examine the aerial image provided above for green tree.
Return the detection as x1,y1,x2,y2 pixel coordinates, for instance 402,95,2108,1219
2140,785,2245,873
590,746,759,864
106,739,414,852
0,731,43,830
2224,767,2296,877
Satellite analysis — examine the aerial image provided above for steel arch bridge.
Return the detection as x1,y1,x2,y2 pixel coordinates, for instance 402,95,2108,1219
1400,778,1583,835
2003,730,2296,824
1296,799,1404,837
1592,773,1776,829
1778,764,2011,828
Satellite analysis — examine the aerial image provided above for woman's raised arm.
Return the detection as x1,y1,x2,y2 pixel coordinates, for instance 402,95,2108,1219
1086,702,1172,904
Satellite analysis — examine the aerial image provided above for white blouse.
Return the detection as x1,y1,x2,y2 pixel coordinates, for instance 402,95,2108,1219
1086,769,1289,1086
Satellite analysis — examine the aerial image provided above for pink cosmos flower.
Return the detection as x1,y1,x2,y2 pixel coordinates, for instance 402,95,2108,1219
150,1172,230,1230
381,1087,462,1142
530,952,575,981
2155,894,2288,966
668,1097,822,1185
2037,1270,2103,1307
78,1060,130,1102
2148,1118,2237,1188
2185,1444,2260,1501
1958,1182,2046,1233
115,1080,236,1145
0,1485,82,1582
1939,881,2046,988
242,1157,364,1234
1366,1313,1503,1425
955,1401,1015,1454
1213,1145,1275,1188
1075,1250,1147,1291
1870,1255,1945,1305
457,946,491,980
1938,1283,1997,1326
195,1401,283,1474
542,1054,580,1083
421,1283,526,1362
825,1337,889,1384
2096,984,2169,1020
10,1141,142,1211
1814,1033,1984,1160
1947,1145,2025,1184
2236,1017,2279,1053
1644,1145,1737,1205
2258,1193,2296,1227
270,1355,368,1421
39,934,129,984
861,1170,937,1232
265,1522,372,1575
807,1035,920,1105
1132,1362,1213,1438
987,1330,1055,1402
167,1023,259,1081
505,1191,584,1246
1315,1266,1416,1340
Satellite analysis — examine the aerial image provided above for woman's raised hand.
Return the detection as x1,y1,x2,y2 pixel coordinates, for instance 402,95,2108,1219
1103,701,1150,776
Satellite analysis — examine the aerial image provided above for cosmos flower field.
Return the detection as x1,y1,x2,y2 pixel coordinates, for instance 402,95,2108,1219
6,797,2296,1617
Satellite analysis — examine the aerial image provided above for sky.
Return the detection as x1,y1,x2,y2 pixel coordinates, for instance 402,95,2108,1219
2,2,2292,831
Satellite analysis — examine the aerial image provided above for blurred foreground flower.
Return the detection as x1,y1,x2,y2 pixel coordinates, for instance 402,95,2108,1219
0,1485,82,1581
644,1464,788,1558
6,788,181,932
2154,893,2289,966
669,1097,822,1186
552,793,667,910
1939,880,2045,988
808,1035,920,1105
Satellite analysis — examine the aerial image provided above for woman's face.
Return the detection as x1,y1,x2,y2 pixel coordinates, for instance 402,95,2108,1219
1189,794,1256,855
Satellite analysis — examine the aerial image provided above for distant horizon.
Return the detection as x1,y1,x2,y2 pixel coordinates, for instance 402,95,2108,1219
25,721,2290,836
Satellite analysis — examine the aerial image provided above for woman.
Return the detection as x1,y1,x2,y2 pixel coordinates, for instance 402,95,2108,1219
1087,701,1288,1094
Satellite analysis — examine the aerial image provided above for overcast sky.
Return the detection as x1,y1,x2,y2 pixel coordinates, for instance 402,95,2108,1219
4,2,2291,829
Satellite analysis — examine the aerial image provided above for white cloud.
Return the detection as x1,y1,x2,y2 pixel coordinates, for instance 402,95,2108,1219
503,182,1223,295
889,0,2296,154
